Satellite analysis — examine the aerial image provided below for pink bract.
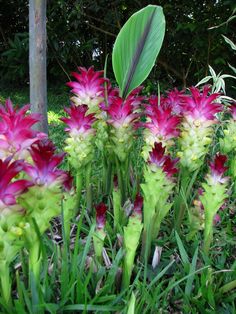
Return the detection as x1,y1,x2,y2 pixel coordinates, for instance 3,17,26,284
61,104,96,135
133,193,143,216
181,86,222,121
95,202,107,229
67,66,106,106
23,140,69,188
0,157,33,213
101,92,143,129
165,88,185,114
0,99,46,160
230,102,236,120
142,103,181,140
209,153,228,184
148,142,179,177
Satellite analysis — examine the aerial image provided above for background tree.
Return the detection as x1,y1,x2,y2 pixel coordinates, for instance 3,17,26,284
29,0,48,133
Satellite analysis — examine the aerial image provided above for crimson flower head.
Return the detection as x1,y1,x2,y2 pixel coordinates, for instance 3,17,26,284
61,104,96,136
142,103,181,141
95,202,107,229
23,140,68,188
133,193,143,216
0,157,33,215
209,153,228,184
0,99,46,160
230,102,236,120
101,92,142,129
165,88,184,114
67,67,106,109
148,142,179,177
181,86,222,122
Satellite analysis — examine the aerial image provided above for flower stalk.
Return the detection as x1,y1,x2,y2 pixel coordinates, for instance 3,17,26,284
122,194,143,289
93,203,107,262
200,154,229,255
141,143,178,261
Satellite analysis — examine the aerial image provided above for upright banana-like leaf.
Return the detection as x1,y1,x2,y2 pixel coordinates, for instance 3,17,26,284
112,5,165,98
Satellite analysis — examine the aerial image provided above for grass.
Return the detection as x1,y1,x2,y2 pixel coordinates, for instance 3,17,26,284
0,87,236,313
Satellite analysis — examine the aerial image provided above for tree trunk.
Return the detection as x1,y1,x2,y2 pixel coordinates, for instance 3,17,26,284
29,0,48,133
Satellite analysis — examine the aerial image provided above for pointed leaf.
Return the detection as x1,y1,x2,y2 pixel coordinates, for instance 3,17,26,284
112,5,165,98
222,35,236,51
196,76,212,87
127,293,136,314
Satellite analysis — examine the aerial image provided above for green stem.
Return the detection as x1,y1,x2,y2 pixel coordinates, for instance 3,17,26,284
0,261,12,308
115,157,126,204
175,168,192,231
85,163,92,212
113,188,122,230
29,238,42,283
105,160,113,196
141,216,153,274
203,217,213,256
76,170,83,211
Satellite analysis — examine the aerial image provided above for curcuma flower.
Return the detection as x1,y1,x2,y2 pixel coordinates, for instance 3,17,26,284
0,99,46,160
178,86,222,171
18,140,70,234
101,91,142,162
199,154,229,254
141,99,181,159
93,203,108,262
61,104,96,169
141,143,178,260
0,157,32,305
67,66,106,113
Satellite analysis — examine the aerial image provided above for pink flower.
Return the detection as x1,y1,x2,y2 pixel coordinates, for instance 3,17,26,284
181,86,222,122
165,88,185,114
142,104,181,141
0,99,46,160
230,102,236,120
23,140,68,188
0,157,33,214
60,104,96,136
95,203,107,229
209,153,228,184
101,93,142,129
67,67,106,108
148,142,179,177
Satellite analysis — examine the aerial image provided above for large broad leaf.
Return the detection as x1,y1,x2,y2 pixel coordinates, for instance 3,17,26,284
112,5,165,98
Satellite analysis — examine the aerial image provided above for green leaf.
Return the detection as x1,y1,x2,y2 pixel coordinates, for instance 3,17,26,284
222,35,236,51
112,5,165,98
175,231,189,265
127,293,136,314
185,247,198,296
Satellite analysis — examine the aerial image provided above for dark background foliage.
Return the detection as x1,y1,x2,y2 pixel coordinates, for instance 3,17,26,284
0,0,235,90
